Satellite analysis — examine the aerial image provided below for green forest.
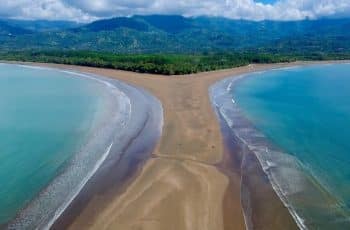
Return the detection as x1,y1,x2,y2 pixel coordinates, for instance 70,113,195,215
1,51,349,75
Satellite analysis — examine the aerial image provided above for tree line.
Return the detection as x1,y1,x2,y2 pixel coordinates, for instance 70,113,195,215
0,51,349,75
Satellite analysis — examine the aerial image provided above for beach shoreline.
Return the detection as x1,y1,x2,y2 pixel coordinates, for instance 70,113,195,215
1,64,163,230
210,76,298,229
211,62,350,229
3,60,347,230
50,75,164,230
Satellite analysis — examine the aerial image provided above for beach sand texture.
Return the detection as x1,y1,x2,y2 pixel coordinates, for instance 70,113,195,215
24,62,305,230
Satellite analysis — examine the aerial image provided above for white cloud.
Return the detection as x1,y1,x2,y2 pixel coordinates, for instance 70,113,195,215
0,0,94,21
0,0,349,22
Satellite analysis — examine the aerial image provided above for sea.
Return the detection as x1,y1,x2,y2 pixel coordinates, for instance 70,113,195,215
0,64,131,229
212,63,350,229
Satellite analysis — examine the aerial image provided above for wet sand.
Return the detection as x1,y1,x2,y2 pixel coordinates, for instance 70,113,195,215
217,113,297,230
10,61,333,230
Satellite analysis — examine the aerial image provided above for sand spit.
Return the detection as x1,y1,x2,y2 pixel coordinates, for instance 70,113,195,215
8,61,344,230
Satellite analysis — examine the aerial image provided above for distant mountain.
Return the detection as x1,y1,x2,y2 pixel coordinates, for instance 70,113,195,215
2,19,82,32
136,15,194,33
77,17,148,32
0,15,349,54
75,15,194,33
0,21,31,36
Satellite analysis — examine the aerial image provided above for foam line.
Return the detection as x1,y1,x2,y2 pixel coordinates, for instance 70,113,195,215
43,143,113,230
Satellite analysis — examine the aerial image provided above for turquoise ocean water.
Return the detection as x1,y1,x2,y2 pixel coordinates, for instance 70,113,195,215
0,64,125,227
232,64,350,228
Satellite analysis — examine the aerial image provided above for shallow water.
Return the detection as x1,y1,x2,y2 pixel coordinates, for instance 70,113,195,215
231,64,350,228
0,64,129,228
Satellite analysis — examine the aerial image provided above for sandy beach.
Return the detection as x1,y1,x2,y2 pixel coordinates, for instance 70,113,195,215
13,61,325,230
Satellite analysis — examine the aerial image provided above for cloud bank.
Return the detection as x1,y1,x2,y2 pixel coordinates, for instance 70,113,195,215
1,0,349,22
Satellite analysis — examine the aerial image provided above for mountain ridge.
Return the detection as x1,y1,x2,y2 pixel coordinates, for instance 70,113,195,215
0,15,349,54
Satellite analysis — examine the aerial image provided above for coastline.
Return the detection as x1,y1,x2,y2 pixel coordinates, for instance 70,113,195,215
211,64,349,229
210,62,350,229
210,75,299,229
50,73,164,230
216,110,297,229
3,60,347,230
2,64,163,230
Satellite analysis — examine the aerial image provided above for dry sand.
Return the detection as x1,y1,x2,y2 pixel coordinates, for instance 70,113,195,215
21,62,310,230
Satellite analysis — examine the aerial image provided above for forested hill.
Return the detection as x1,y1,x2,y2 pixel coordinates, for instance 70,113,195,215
0,21,31,36
0,15,349,54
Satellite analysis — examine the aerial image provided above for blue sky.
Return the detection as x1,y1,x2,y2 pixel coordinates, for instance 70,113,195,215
1,0,349,22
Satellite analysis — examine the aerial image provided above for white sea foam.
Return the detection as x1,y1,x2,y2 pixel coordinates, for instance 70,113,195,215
226,82,233,91
43,142,113,230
